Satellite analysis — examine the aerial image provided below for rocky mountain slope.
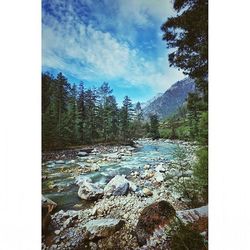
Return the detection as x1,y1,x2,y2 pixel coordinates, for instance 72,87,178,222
143,78,195,119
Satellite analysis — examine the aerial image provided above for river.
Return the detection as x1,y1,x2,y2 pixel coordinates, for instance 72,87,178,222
42,139,184,211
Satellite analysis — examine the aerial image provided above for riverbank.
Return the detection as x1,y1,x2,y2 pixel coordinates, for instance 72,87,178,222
42,139,207,249
42,141,137,162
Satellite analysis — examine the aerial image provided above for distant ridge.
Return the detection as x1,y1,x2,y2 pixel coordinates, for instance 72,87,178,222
142,78,195,119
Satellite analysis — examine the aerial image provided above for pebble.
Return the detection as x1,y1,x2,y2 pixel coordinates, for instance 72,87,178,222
54,230,60,235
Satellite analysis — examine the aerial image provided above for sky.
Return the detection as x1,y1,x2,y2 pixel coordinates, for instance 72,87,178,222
42,0,185,104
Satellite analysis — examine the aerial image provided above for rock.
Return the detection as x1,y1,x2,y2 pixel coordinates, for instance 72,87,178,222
75,176,92,186
91,206,98,216
184,170,193,177
83,218,125,240
78,181,104,201
54,230,60,235
55,160,65,164
144,164,150,170
142,188,153,196
128,181,138,192
154,172,164,182
155,164,166,172
106,153,121,160
42,175,48,181
42,196,57,236
176,205,208,224
91,164,100,172
42,195,57,208
78,151,88,157
63,218,72,228
104,175,131,196
135,200,176,246
73,203,82,208
113,182,129,196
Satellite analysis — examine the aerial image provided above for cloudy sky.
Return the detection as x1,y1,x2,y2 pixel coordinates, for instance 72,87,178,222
42,0,185,104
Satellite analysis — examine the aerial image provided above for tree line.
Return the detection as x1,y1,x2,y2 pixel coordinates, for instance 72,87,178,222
42,72,160,151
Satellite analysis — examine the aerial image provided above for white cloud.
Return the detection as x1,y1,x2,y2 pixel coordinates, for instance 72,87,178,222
42,0,184,91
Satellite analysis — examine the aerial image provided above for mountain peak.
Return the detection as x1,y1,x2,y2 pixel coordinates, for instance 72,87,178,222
143,78,195,119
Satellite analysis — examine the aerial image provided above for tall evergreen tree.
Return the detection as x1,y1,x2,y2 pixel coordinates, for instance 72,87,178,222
133,102,144,138
97,82,113,141
161,0,208,99
105,95,119,141
120,96,133,141
84,88,98,143
77,82,85,144
149,114,160,139
54,72,70,145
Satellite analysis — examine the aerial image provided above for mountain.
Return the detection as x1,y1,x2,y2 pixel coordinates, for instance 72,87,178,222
140,93,163,109
143,78,195,119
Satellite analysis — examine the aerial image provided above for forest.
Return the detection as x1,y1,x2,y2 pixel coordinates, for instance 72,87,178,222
42,73,157,150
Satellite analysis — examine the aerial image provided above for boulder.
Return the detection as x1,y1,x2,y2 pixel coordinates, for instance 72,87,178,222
78,181,104,201
83,218,125,240
78,151,88,157
113,182,129,196
104,175,135,196
155,163,166,173
42,196,57,236
177,205,208,224
106,153,121,160
75,176,92,186
42,195,57,208
142,188,153,197
135,200,176,246
154,171,164,182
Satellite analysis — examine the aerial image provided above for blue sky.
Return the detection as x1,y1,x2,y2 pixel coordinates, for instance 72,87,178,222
42,0,185,104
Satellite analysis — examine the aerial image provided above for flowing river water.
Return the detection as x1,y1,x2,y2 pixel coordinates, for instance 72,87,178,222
42,140,181,211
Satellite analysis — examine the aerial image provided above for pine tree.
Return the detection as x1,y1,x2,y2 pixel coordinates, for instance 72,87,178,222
97,82,113,141
84,89,98,143
120,96,133,141
133,102,144,138
161,0,208,98
105,95,119,141
54,72,70,146
149,114,160,139
42,73,58,149
77,82,85,144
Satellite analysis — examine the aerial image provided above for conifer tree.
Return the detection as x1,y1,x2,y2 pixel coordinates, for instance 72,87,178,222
120,96,133,141
149,114,160,139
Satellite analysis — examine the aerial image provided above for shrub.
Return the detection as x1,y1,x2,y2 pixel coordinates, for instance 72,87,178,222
193,147,208,202
170,221,206,250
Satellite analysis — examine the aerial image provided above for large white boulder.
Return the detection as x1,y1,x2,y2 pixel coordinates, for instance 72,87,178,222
78,181,103,201
104,175,137,195
154,171,164,182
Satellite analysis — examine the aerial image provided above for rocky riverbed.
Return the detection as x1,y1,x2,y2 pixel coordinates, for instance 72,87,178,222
42,139,207,249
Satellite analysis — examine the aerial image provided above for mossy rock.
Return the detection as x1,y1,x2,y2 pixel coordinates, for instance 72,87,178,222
135,200,176,246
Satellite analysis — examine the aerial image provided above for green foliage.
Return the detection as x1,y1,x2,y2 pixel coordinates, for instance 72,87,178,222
161,0,208,98
149,114,160,139
42,72,147,150
120,96,134,141
198,111,208,145
160,107,190,141
193,147,208,201
161,0,208,149
169,220,206,250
